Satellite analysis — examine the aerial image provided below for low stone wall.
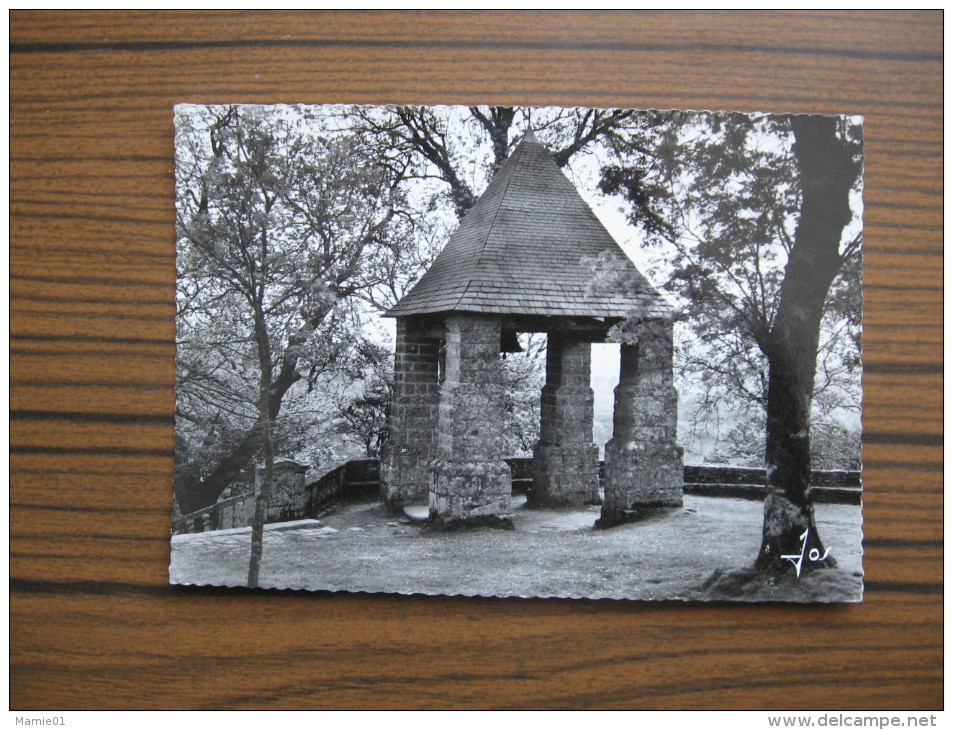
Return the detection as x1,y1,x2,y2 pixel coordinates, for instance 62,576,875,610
507,457,535,494
305,458,380,513
172,491,256,535
513,458,861,505
174,458,380,535
683,465,861,489
681,465,862,505
174,457,862,533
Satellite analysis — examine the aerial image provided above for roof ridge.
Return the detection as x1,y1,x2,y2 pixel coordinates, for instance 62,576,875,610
452,139,525,312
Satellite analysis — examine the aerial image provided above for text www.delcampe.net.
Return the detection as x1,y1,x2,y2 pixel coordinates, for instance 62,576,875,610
768,716,937,728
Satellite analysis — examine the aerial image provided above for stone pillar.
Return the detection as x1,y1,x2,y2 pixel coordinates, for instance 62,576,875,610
380,317,442,509
430,314,512,523
531,334,600,506
601,319,684,526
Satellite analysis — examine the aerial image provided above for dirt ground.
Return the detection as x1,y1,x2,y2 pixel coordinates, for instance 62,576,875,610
169,494,864,602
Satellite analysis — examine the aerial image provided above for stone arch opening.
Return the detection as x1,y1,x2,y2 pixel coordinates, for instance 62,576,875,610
591,342,621,458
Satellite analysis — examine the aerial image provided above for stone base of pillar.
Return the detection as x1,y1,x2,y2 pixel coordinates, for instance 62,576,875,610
429,459,512,524
530,442,601,506
380,454,430,510
600,438,684,526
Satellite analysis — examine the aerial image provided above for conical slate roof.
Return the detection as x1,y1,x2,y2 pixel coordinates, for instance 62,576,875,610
385,132,672,320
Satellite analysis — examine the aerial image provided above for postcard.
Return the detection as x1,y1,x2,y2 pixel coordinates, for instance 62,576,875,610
170,103,863,601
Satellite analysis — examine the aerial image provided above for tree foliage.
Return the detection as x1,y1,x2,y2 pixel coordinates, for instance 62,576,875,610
332,339,393,459
499,335,547,456
174,105,424,515
354,105,643,220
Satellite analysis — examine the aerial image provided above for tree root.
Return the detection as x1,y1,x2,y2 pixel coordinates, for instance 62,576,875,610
700,562,861,602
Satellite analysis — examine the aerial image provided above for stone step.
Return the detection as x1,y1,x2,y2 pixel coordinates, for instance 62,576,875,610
171,518,323,542
402,505,430,522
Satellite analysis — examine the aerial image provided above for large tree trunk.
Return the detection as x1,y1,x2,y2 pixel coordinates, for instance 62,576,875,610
755,115,858,575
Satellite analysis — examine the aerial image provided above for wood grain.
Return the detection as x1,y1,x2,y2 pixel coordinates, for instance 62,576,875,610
10,10,942,710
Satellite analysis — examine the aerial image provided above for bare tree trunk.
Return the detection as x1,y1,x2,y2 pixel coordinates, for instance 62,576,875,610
470,106,516,173
248,263,275,587
246,405,274,589
755,115,857,575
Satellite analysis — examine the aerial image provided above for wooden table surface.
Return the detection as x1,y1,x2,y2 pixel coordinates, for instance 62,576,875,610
10,11,943,710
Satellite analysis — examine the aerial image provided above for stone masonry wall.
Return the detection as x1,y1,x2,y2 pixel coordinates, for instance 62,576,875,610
430,314,512,522
531,334,600,506
380,317,442,509
264,461,309,522
602,319,684,525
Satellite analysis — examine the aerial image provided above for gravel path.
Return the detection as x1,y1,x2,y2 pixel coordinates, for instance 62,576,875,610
170,495,863,601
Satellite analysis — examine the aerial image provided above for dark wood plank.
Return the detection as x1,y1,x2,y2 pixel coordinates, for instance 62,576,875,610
9,10,942,710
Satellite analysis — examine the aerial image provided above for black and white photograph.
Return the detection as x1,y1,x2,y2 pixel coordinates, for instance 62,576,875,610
169,103,864,602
